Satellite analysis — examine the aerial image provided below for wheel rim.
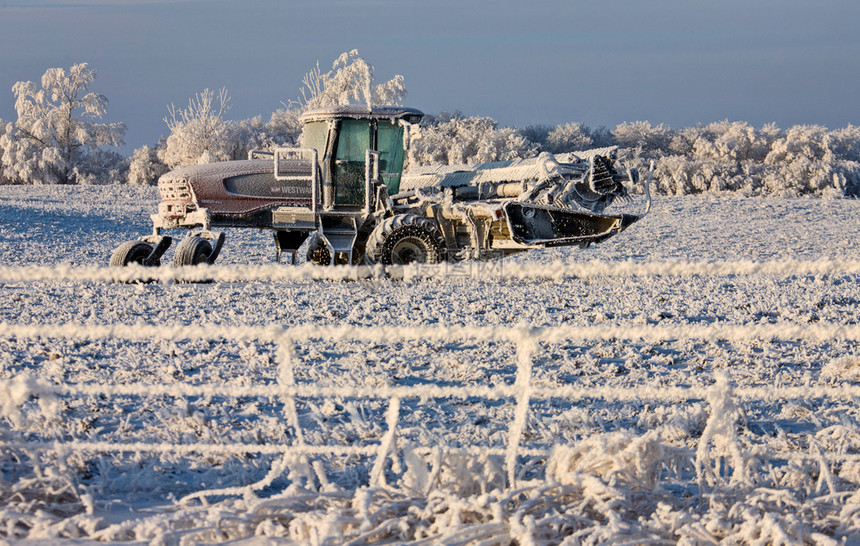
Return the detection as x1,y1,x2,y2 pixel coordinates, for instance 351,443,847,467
175,237,212,267
390,237,428,264
111,241,154,267
308,236,332,265
129,247,149,264
194,240,212,265
311,247,331,265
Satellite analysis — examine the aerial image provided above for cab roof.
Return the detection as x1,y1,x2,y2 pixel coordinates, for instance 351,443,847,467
300,105,424,125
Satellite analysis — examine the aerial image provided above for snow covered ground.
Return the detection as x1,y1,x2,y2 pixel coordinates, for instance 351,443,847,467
1,185,860,544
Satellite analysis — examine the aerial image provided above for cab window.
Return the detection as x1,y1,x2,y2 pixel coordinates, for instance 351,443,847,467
333,119,372,206
300,121,328,169
376,121,405,195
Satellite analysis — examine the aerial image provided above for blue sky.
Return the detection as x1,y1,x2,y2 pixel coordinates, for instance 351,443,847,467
1,0,858,153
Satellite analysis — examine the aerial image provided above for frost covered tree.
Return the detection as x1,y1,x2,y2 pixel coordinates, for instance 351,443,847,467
545,122,594,153
233,112,301,154
764,124,831,165
522,123,612,153
611,120,860,198
298,50,407,109
0,63,125,184
0,119,10,184
127,143,168,185
612,121,671,152
520,125,553,150
830,124,860,163
408,112,538,166
265,107,303,145
160,87,236,168
264,50,404,152
691,121,775,163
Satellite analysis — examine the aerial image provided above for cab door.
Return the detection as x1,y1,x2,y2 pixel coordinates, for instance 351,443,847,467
333,119,373,206
376,121,405,195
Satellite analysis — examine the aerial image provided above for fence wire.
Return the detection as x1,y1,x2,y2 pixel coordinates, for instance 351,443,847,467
2,318,860,497
2,258,860,284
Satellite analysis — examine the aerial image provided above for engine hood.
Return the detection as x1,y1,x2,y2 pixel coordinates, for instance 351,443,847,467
159,159,274,185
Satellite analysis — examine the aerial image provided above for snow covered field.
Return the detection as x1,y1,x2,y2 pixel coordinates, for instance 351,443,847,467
2,185,860,544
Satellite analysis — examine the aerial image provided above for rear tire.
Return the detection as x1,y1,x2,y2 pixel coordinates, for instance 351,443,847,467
366,215,447,265
173,236,213,267
110,241,155,267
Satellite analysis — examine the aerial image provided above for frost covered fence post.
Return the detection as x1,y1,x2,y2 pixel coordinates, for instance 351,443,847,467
370,396,402,487
276,334,304,445
695,372,748,502
506,337,537,487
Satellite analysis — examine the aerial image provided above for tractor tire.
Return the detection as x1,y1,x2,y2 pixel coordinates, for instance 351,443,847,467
306,234,332,266
173,236,213,267
110,241,155,267
366,214,447,265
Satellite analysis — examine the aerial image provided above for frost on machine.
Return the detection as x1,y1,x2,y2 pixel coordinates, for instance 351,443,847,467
110,106,652,268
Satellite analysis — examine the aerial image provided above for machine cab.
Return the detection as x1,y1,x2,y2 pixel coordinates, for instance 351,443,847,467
298,106,423,210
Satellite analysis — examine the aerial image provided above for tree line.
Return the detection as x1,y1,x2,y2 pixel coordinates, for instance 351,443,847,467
1,52,858,198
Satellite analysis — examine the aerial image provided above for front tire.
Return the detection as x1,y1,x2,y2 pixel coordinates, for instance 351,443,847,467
173,236,212,267
366,215,447,265
110,241,155,267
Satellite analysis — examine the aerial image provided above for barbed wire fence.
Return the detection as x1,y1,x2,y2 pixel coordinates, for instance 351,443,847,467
2,318,859,504
1,258,859,511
